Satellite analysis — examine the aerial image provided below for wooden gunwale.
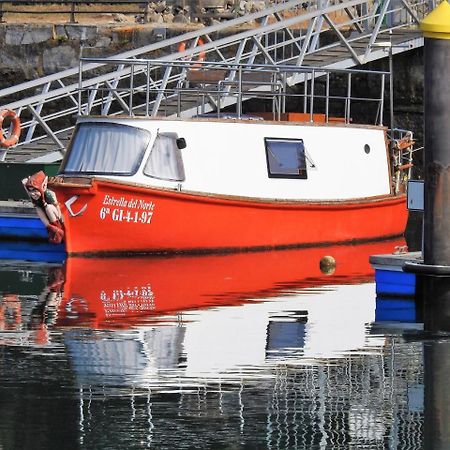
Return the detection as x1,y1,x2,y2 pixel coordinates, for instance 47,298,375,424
50,177,406,209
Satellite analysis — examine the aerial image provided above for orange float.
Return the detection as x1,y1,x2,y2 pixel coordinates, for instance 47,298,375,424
0,109,21,148
177,37,205,69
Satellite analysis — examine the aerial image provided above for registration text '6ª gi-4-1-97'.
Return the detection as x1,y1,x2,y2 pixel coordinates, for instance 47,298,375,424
99,194,156,224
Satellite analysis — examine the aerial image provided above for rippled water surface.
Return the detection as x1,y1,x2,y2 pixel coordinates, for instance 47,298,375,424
0,239,437,449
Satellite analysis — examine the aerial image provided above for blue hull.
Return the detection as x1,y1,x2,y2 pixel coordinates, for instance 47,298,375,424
375,269,416,297
0,215,48,240
0,215,66,263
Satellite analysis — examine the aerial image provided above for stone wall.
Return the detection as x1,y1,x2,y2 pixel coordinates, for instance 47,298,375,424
0,23,183,88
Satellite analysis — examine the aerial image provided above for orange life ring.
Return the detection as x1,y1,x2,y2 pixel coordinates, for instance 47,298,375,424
0,109,21,148
177,37,205,69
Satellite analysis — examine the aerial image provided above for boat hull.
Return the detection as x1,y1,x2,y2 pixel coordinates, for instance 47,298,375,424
52,179,408,256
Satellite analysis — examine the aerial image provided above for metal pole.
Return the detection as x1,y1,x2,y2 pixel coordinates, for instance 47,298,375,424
389,39,394,155
78,56,83,116
310,69,315,122
346,73,352,123
380,73,385,125
422,1,450,266
303,75,308,113
237,67,242,119
146,61,150,116
70,1,77,23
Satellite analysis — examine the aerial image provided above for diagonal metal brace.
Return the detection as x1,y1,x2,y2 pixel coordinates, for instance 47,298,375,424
27,104,65,151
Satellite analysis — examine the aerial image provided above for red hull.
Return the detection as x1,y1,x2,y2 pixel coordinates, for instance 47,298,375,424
56,239,405,328
52,179,408,255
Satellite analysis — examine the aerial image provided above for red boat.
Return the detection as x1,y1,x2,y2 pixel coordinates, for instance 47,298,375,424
46,61,413,256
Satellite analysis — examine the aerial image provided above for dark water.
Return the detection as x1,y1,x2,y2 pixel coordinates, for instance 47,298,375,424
0,238,443,450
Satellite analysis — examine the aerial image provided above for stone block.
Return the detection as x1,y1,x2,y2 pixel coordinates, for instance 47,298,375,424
6,25,53,45
43,46,78,73
54,25,69,40
95,36,113,48
64,25,98,41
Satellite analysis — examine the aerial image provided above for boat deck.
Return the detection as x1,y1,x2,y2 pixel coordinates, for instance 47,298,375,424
370,251,422,272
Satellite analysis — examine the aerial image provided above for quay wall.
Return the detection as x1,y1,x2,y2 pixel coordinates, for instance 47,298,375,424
0,23,183,86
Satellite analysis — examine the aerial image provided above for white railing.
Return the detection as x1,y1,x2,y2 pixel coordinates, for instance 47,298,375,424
0,0,431,159
77,58,390,125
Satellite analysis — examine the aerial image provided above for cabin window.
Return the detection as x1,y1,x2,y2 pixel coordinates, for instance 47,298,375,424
265,138,307,179
143,134,186,182
62,122,150,175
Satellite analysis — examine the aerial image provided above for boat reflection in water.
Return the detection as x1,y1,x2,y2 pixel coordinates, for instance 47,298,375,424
42,238,404,389
0,238,427,449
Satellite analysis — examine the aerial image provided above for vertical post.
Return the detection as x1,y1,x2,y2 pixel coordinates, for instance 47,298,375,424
389,38,394,156
129,63,134,116
146,62,150,117
217,81,221,118
421,1,450,266
303,74,308,114
78,57,82,115
70,1,77,23
310,69,315,122
379,73,385,126
346,72,352,124
237,67,242,119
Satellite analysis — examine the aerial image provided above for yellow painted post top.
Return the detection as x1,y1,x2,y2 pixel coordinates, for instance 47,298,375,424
421,1,450,39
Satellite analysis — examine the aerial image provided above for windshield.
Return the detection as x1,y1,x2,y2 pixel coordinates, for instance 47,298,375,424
144,134,186,182
62,122,151,175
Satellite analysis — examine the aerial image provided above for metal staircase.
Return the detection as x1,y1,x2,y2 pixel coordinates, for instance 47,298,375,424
0,0,430,163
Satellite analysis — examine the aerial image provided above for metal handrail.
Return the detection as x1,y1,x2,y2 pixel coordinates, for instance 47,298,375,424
0,0,432,160
0,0,240,23
0,0,148,23
77,58,390,126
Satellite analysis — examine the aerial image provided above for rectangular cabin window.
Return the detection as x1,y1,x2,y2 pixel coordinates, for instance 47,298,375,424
61,122,150,175
265,138,307,179
143,134,185,182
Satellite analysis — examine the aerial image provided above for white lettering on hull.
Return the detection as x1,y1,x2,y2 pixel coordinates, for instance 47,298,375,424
100,194,156,224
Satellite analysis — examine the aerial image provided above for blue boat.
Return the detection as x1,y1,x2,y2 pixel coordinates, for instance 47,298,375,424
0,210,48,240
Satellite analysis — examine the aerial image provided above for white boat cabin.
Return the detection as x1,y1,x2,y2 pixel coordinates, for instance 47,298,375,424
61,116,391,201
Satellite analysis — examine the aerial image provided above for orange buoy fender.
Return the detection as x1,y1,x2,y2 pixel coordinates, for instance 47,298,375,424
177,37,206,67
0,109,21,148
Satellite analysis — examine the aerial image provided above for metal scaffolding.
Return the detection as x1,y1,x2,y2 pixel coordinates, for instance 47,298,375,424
0,0,429,162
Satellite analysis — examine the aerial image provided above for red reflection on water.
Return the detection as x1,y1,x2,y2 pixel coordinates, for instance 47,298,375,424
54,238,406,328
